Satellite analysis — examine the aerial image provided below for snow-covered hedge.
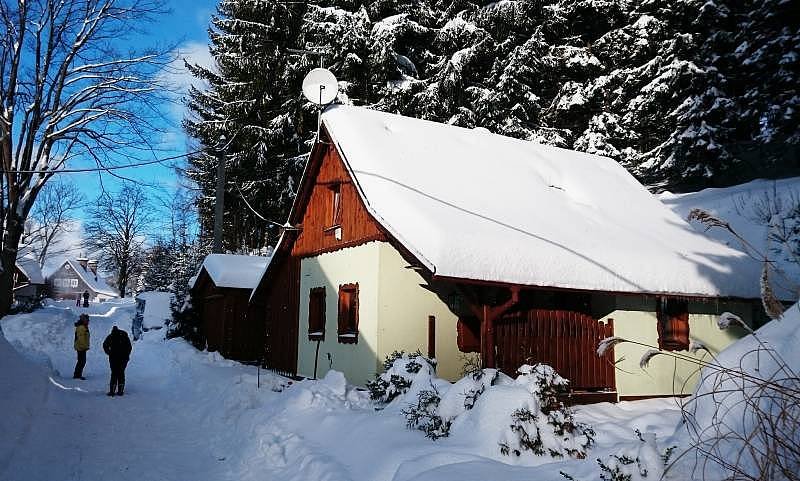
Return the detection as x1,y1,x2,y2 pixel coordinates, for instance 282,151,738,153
371,351,596,460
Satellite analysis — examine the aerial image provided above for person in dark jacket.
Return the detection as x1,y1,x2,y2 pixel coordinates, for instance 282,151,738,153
102,326,132,396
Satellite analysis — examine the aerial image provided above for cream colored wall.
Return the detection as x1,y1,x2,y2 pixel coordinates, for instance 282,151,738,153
602,297,750,398
376,242,463,381
297,241,464,386
297,243,381,385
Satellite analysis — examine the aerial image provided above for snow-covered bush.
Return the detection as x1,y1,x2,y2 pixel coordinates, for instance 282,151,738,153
396,362,595,460
366,351,436,403
167,293,204,350
402,386,450,439
560,431,675,481
499,365,595,459
403,368,505,439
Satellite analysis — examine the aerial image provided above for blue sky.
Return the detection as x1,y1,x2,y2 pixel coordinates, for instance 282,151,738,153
70,0,219,221
43,1,219,270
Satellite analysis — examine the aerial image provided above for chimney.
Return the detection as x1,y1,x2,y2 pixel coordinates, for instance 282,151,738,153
77,255,89,271
87,260,98,279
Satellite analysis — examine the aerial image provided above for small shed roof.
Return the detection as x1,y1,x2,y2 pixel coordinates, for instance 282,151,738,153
191,254,271,291
319,105,761,299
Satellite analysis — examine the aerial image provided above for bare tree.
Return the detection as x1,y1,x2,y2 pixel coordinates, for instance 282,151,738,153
0,0,169,315
83,184,151,298
23,180,85,267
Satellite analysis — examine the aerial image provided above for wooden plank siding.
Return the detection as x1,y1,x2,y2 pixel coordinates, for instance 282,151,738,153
193,271,264,363
494,309,615,392
251,249,300,377
292,140,386,258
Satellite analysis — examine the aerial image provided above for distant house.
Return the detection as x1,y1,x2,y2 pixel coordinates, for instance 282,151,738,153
13,252,45,303
47,258,118,302
251,105,764,401
189,254,271,362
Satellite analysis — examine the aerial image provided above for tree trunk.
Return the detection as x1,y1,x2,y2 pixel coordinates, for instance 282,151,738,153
0,214,25,316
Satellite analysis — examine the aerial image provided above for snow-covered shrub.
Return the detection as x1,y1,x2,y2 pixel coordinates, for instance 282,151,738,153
499,364,595,459
367,351,436,403
403,368,505,439
560,431,675,481
167,293,204,350
397,362,595,459
402,386,451,439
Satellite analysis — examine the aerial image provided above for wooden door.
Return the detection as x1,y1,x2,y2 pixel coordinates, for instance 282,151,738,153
494,309,615,391
204,295,224,352
263,257,299,376
222,296,236,358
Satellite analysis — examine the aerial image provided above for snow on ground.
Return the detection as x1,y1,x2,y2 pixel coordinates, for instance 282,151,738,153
136,291,173,329
0,299,689,481
660,176,800,299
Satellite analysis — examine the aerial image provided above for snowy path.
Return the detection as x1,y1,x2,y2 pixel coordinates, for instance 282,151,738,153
1,300,282,481
1,300,686,481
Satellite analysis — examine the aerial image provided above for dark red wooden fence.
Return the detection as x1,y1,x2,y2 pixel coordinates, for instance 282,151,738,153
494,309,615,391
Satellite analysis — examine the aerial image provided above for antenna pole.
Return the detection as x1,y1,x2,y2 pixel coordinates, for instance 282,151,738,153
212,136,227,254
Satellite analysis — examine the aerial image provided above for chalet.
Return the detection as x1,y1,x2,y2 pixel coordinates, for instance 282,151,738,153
13,251,45,303
189,254,271,362
251,105,763,401
47,258,118,302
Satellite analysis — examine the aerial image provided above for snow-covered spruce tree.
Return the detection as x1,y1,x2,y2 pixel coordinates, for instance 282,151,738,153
184,0,798,222
184,0,313,252
136,239,174,294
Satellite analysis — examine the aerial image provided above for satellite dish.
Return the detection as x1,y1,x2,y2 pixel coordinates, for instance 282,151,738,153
302,68,338,105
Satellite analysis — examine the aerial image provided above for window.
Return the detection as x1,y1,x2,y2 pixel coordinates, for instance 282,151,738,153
657,297,689,351
308,287,326,341
329,183,342,227
70,278,79,288
337,283,359,344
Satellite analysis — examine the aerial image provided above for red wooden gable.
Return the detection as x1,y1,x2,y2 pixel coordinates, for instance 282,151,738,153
291,135,386,258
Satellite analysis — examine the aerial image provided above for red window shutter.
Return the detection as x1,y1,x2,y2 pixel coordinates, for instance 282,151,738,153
657,298,690,351
308,287,325,341
338,283,359,344
457,317,481,353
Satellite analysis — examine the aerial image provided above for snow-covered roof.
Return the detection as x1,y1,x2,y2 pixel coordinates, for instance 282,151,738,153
320,105,762,298
64,259,118,298
15,253,44,285
191,254,271,290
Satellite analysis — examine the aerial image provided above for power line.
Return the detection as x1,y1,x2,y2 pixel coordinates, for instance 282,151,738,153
1,150,203,175
234,182,286,229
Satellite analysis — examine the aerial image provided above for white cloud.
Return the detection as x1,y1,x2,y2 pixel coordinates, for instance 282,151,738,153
161,41,216,99
157,41,216,149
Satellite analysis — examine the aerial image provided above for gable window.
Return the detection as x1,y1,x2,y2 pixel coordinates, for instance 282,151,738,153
329,183,342,227
71,279,79,288
308,287,326,341
657,297,689,351
337,283,359,344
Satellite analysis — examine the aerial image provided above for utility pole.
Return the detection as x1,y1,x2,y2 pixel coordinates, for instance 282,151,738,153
212,135,226,254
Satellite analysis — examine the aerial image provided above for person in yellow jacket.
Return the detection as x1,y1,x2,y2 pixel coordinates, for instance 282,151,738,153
73,314,90,380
